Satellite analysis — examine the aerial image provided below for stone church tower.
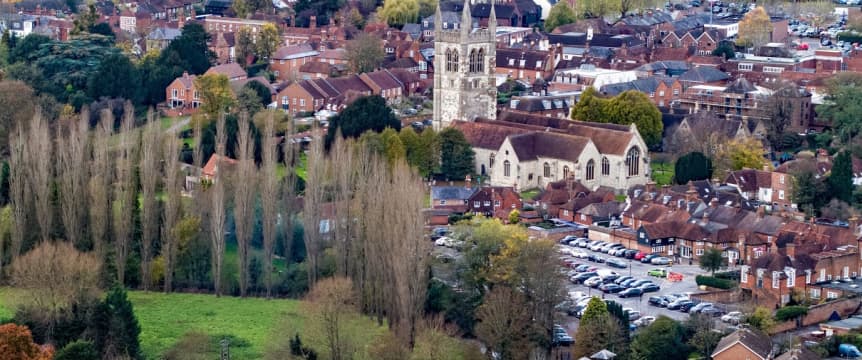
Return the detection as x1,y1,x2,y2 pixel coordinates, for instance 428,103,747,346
432,0,498,131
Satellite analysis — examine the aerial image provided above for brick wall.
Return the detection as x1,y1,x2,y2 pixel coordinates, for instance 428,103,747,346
691,289,744,304
771,297,862,334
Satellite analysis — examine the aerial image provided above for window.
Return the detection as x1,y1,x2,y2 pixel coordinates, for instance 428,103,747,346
300,99,305,106
810,288,821,299
490,154,495,168
779,190,784,200
772,271,781,288
445,49,459,72
508,58,515,66
171,89,178,98
741,265,749,283
504,160,511,177
659,90,665,97
787,269,795,287
828,291,838,299
494,200,500,207
805,270,812,284
601,157,610,176
738,63,754,71
193,91,199,100
543,162,550,177
586,159,595,180
469,48,485,72
563,165,570,180
563,210,569,216
626,147,640,177
696,248,704,256
474,201,480,208
440,200,447,205
763,66,784,74
780,175,785,184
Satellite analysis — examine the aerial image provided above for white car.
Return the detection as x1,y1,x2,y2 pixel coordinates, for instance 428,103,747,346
572,250,589,259
634,316,656,327
584,276,603,287
721,311,743,324
434,237,451,246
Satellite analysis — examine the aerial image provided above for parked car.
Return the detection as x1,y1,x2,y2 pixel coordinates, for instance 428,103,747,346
590,242,607,251
634,251,648,260
594,256,606,263
721,311,743,324
619,288,644,298
624,249,639,259
572,250,589,259
679,301,699,312
600,284,624,293
624,309,642,321
700,306,726,317
629,279,653,288
648,268,668,277
553,333,574,347
667,299,694,310
620,278,640,288
650,257,672,265
614,276,634,285
641,254,660,263
584,276,604,287
839,344,862,358
607,259,628,269
689,302,714,314
575,264,591,272
559,235,578,244
638,283,661,293
633,316,656,327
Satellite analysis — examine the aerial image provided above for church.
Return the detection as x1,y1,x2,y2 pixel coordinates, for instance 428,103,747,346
432,1,650,193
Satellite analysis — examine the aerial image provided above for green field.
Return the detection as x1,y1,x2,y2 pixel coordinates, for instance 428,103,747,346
0,288,17,323
651,160,675,186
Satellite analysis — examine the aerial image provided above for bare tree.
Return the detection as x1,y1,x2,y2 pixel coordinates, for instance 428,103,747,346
260,113,279,298
57,110,90,248
140,112,161,290
8,122,29,260
209,115,228,296
25,110,53,242
305,276,357,360
475,286,535,360
330,135,355,276
354,148,387,323
302,127,326,287
385,160,430,346
162,128,183,293
89,111,114,258
10,241,101,336
234,113,257,297
113,103,136,286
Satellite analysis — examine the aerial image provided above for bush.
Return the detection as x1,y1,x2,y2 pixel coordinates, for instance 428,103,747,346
55,340,99,360
714,270,740,281
774,305,808,322
695,275,735,289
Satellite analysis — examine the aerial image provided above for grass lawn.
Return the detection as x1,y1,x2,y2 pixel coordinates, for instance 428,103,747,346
0,287,20,323
519,188,541,201
651,160,675,186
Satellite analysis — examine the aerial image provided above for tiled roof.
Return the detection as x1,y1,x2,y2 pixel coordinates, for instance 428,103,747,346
493,111,635,156
775,346,821,360
725,169,772,193
471,3,516,18
577,201,624,218
600,77,674,96
712,329,773,360
636,60,690,72
496,48,549,69
508,132,590,163
273,44,319,60
642,221,709,240
678,66,730,83
363,70,403,90
205,63,247,80
451,121,531,150
431,186,477,200
202,154,238,178
299,61,337,74
546,33,644,48
509,95,572,112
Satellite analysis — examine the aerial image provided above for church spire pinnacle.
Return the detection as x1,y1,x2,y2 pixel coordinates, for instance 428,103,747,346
489,0,496,35
434,1,442,33
460,0,472,36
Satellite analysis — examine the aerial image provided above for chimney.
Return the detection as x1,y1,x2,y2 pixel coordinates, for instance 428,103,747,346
661,184,670,196
850,216,860,236
465,174,472,189
709,197,718,208
183,71,190,79
645,181,656,194
701,211,709,224
310,15,317,30
786,242,796,260
685,181,697,202
762,164,770,172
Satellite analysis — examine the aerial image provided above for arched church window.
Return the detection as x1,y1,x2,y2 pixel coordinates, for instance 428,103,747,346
543,162,550,178
602,157,610,176
626,147,641,177
504,160,511,177
586,160,595,181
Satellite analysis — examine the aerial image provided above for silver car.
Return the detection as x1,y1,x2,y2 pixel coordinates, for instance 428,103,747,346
650,256,672,265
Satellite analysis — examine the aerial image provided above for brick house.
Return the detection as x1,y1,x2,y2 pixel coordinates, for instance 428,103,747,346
431,186,477,213
359,70,405,104
466,186,522,220
270,44,320,81
275,71,405,115
166,71,199,110
558,190,616,223
298,61,340,79
506,94,574,119
572,201,624,227
601,78,682,107
711,328,774,360
740,253,814,309
204,63,248,81
636,221,709,258
495,47,558,83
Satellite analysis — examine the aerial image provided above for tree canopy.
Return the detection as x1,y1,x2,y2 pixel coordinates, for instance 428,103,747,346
829,150,853,203
699,248,725,275
571,88,663,148
325,95,400,148
439,127,475,181
378,0,420,27
714,138,769,179
630,316,688,360
346,33,385,74
737,7,772,48
674,152,712,184
545,2,578,32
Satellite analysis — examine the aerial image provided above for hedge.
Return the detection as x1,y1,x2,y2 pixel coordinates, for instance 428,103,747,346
695,275,736,290
775,305,809,322
714,270,741,281
838,32,862,44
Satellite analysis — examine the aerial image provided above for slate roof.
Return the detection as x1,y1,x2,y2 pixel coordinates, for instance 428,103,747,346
451,121,531,150
273,44,319,60
471,3,516,18
205,63,247,80
712,329,774,360
147,27,182,40
401,23,421,38
616,11,674,26
508,132,591,163
577,201,624,218
725,169,772,193
545,33,644,48
496,48,549,69
751,252,816,273
600,78,674,96
636,61,690,73
509,95,572,112
421,11,461,31
726,77,758,94
299,61,337,74
678,66,730,83
431,186,478,200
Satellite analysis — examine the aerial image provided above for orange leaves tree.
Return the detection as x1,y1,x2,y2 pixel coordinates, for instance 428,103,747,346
0,324,54,360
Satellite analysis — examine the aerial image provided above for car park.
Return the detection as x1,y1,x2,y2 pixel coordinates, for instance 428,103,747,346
700,306,725,317
634,316,656,327
619,278,640,288
584,276,604,287
572,250,589,259
638,283,661,293
606,258,628,269
559,235,578,244
590,242,607,251
624,309,641,321
679,301,697,312
650,257,672,265
629,279,653,288
641,254,659,263
667,299,693,310
614,276,634,284
572,271,598,283
648,268,667,277
619,287,644,298
689,302,714,314
575,264,591,272
594,256,606,263
599,283,624,293
634,251,647,260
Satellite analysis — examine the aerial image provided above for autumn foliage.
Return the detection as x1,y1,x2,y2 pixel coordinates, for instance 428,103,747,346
0,324,54,360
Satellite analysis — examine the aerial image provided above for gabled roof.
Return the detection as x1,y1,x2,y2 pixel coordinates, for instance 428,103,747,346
601,77,674,96
205,63,247,80
363,70,403,90
273,44,319,60
508,132,591,163
471,3,516,18
636,60,690,72
641,221,709,240
577,201,624,218
493,112,636,156
545,33,644,49
452,121,532,150
496,48,550,69
202,154,238,178
299,61,337,74
725,169,772,192
431,186,477,200
678,66,730,83
712,329,773,360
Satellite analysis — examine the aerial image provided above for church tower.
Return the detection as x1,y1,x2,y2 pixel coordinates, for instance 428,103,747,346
432,0,498,131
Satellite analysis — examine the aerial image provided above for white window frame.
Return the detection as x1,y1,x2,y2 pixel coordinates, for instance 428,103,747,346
763,66,784,74
738,63,754,71
772,271,781,288
740,265,749,283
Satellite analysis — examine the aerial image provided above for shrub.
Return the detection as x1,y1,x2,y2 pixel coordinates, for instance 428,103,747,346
774,305,808,322
55,340,99,360
714,270,740,281
695,275,735,289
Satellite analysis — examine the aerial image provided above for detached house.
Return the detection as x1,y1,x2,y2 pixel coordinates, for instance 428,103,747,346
711,328,774,360
466,186,522,220
166,72,199,110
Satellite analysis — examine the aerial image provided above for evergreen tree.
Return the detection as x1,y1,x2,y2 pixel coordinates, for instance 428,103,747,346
55,340,99,360
439,127,475,181
629,316,688,360
324,95,400,148
829,150,853,203
674,152,713,184
92,287,141,359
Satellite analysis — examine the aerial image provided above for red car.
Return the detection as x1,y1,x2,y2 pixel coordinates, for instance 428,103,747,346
634,251,648,260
